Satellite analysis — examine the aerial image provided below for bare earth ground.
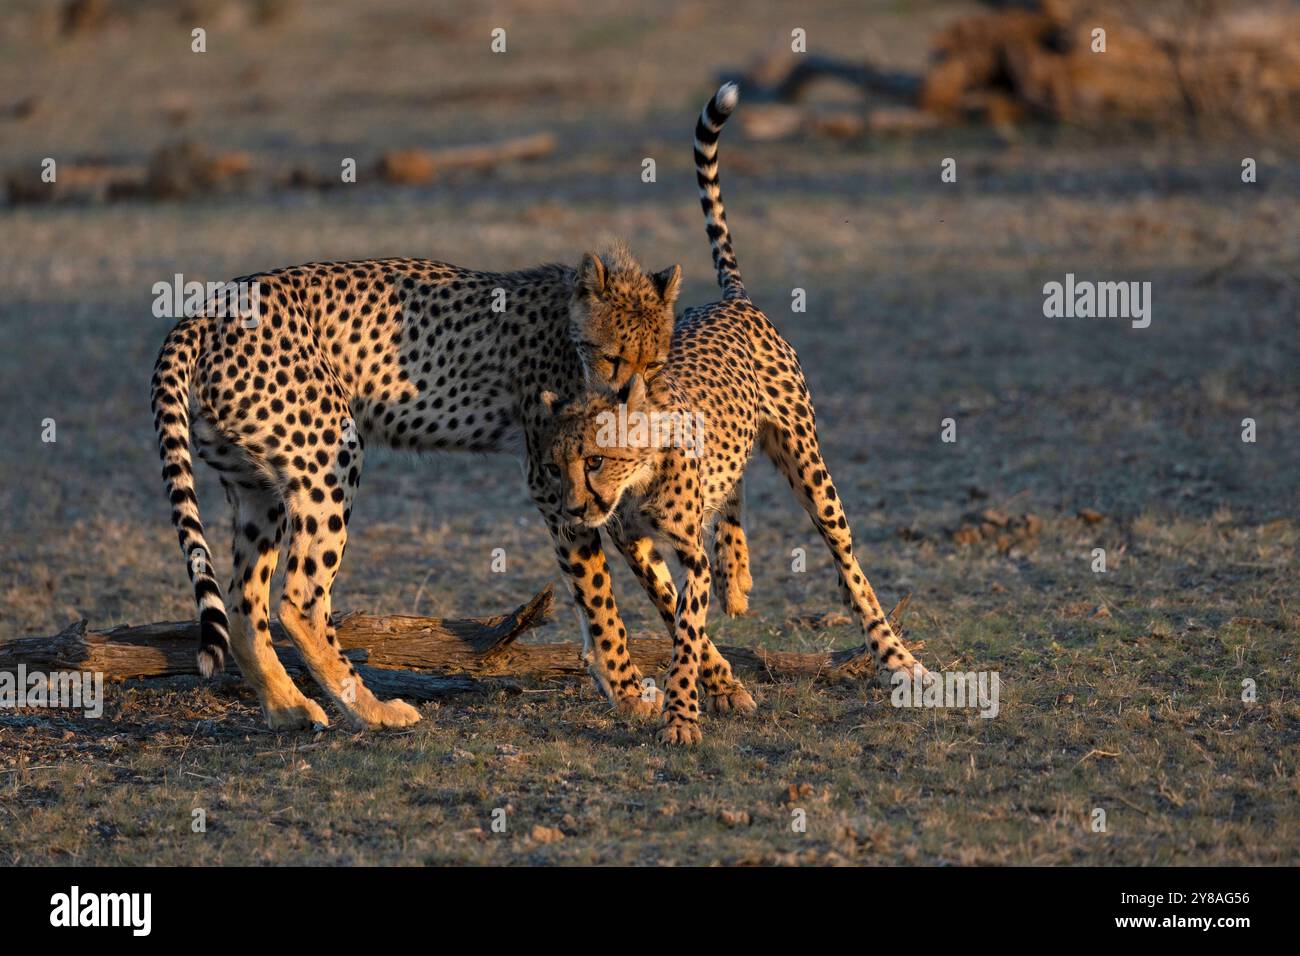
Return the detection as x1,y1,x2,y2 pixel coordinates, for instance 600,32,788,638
0,0,1297,865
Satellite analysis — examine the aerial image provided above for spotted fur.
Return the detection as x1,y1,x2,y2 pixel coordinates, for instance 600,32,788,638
151,246,680,730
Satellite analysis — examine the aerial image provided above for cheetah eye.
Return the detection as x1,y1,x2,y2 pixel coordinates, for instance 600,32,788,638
604,355,622,375
585,456,604,472
546,463,561,478
645,361,665,375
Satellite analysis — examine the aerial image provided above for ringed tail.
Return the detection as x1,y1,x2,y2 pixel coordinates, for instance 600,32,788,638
694,82,746,301
150,315,230,677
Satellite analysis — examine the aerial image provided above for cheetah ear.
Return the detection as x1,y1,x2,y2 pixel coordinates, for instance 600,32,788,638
577,252,607,298
652,264,681,305
539,390,560,416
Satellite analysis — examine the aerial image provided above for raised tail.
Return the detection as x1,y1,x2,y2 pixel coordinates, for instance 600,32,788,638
150,316,229,677
694,82,746,301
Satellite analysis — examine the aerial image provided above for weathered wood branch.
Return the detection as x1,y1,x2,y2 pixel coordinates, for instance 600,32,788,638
717,3,1300,136
0,620,501,702
376,132,556,184
722,52,921,104
344,667,491,702
4,585,896,692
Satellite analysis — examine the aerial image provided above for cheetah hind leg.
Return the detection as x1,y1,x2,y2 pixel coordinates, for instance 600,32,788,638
214,469,329,732
712,479,753,617
760,424,928,686
274,442,420,731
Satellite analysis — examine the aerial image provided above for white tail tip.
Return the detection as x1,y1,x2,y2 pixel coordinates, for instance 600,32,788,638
716,82,739,115
196,647,223,678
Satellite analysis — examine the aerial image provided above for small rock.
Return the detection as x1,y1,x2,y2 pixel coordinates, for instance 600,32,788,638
718,809,751,828
144,141,252,200
813,610,851,629
980,508,1011,527
61,0,109,37
530,825,564,844
784,782,815,804
10,96,40,121
790,610,852,629
377,149,437,185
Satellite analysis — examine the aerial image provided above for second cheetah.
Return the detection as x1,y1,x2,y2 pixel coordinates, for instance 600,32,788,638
541,84,928,745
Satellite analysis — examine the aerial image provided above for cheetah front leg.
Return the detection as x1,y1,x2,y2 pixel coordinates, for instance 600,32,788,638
526,470,659,717
658,537,715,746
559,529,661,717
606,521,755,718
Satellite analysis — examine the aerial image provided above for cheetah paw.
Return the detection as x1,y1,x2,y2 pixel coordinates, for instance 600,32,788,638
614,684,663,720
658,718,702,746
721,581,751,617
876,660,929,689
353,697,422,730
266,697,329,731
706,684,757,716
722,594,750,617
717,563,752,616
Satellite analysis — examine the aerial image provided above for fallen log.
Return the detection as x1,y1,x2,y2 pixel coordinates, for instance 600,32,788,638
343,667,490,702
0,588,556,700
0,620,501,702
375,132,556,185
723,51,921,103
3,585,901,689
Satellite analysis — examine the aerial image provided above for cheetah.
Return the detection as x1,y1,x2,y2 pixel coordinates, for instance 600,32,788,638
151,244,683,730
541,83,928,745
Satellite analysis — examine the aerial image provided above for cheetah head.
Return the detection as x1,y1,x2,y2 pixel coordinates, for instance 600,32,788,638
541,373,661,528
569,241,679,395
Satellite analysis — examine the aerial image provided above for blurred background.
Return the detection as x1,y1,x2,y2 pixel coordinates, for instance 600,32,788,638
1,0,1297,641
